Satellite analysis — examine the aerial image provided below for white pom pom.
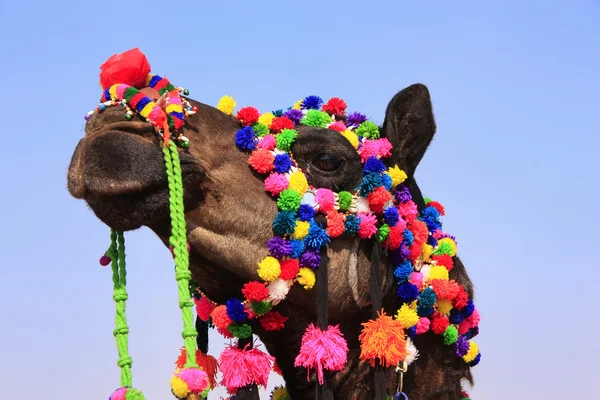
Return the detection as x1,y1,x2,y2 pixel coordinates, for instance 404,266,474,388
268,278,291,304
405,338,419,366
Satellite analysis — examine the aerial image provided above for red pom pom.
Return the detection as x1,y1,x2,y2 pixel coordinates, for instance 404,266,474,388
328,121,346,132
280,259,300,280
99,254,111,266
242,281,269,302
431,314,450,334
212,305,233,330
430,279,460,300
367,187,392,214
432,254,454,270
294,324,348,384
408,220,428,244
217,326,234,339
99,48,151,90
248,148,275,174
384,223,406,250
322,98,347,116
326,211,345,238
260,311,288,331
427,200,445,216
237,107,260,126
195,297,216,321
409,240,424,261
270,116,294,133
453,288,469,309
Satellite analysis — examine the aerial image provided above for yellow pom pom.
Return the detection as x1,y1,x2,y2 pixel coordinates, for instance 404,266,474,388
463,341,479,363
258,256,281,282
437,237,457,256
288,171,309,195
388,165,408,187
292,99,303,110
170,374,189,399
340,129,359,149
395,303,419,328
409,300,418,310
428,265,449,281
217,95,236,115
437,299,453,315
292,221,310,240
422,243,433,261
258,112,275,127
297,267,316,289
271,387,289,400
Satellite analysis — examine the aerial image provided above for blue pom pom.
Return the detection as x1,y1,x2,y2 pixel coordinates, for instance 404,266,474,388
272,211,297,236
289,240,305,258
466,326,479,339
419,206,442,231
427,235,438,247
344,215,360,235
460,300,475,319
403,229,414,246
449,308,463,324
359,173,383,196
418,287,437,308
393,262,413,283
416,305,434,317
468,352,481,367
274,154,293,173
381,173,392,191
226,298,247,323
272,109,284,117
301,95,324,110
235,126,256,151
363,157,386,174
406,326,417,340
397,282,419,303
304,221,331,249
298,204,316,221
384,207,400,227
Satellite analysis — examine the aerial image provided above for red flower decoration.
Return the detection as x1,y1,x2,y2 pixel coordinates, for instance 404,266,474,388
99,48,151,90
270,117,294,133
280,259,300,280
242,281,269,302
237,107,260,126
322,97,347,116
260,311,288,331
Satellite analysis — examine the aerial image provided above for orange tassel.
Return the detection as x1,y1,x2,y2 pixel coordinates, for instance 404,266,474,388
175,347,219,389
359,311,407,367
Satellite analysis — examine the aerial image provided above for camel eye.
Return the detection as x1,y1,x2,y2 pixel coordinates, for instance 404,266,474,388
312,154,344,173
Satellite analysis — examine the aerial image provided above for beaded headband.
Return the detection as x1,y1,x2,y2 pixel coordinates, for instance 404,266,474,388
85,48,480,400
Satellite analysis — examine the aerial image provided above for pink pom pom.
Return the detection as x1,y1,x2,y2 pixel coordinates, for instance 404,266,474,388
316,189,335,213
258,134,276,150
468,309,481,326
458,320,472,335
358,138,392,162
294,324,348,384
409,271,423,288
328,121,346,132
416,317,431,335
195,297,216,322
219,344,274,393
176,368,209,393
399,200,418,221
110,388,127,400
358,213,378,239
264,173,289,196
99,254,111,266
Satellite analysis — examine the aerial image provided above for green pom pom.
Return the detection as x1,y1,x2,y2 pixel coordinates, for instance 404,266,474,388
276,129,298,151
121,388,146,400
301,110,331,127
252,300,272,315
338,191,353,211
253,123,270,138
433,241,454,256
443,325,458,345
277,189,302,211
378,224,390,242
228,323,253,338
355,121,380,139
423,196,432,204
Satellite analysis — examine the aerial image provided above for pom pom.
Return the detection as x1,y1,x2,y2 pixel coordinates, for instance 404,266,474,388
195,296,216,322
175,349,219,389
393,262,413,283
468,352,481,367
444,325,459,345
251,301,272,316
267,237,292,259
109,387,146,400
212,305,233,330
171,368,209,399
418,287,437,309
378,224,390,241
237,106,260,126
427,200,446,216
260,311,288,331
346,112,367,126
399,201,418,221
359,173,383,197
462,341,479,363
316,189,336,213
428,266,449,281
276,129,298,152
305,221,331,249
416,317,430,334
455,335,469,357
344,214,360,235
217,95,236,115
358,138,392,162
355,120,380,139
288,171,309,195
271,386,290,400
270,116,295,133
431,315,450,335
434,238,457,257
292,220,310,240
99,254,112,266
388,165,408,187
395,303,419,328
283,108,303,123
395,185,412,203
432,254,454,270
253,122,270,137
397,282,419,303
328,121,346,132
385,223,406,251
326,211,345,238
340,129,359,148
268,278,291,301
298,204,316,221
322,97,347,116
219,344,274,392
242,281,269,302
405,338,419,366
235,126,257,151
289,240,305,258
359,311,407,367
338,191,353,211
257,134,276,150
299,249,320,269
226,298,248,323
384,206,400,227
258,112,275,127
294,324,348,384
367,186,392,212
228,323,253,338
272,211,297,235
99,48,151,89
248,148,275,174
277,189,302,212
301,95,324,110
297,267,316,289
431,279,460,300
358,213,378,239
409,271,423,288
264,173,289,196
280,259,300,280
258,257,281,282
301,110,332,127
453,289,469,309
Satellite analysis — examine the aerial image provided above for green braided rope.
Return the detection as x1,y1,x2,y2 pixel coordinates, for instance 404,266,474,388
163,141,198,369
108,229,134,387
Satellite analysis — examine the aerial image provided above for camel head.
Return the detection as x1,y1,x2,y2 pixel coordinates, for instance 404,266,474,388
67,50,478,399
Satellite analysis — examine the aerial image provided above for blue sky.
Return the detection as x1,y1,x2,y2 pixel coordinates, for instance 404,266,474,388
0,1,598,398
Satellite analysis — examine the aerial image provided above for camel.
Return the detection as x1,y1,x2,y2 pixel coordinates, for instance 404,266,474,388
68,68,477,399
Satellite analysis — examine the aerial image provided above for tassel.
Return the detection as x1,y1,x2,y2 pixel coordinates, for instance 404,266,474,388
175,347,219,389
218,337,273,397
294,324,348,384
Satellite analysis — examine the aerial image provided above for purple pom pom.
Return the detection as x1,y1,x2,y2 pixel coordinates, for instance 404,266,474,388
346,112,367,127
394,185,412,203
455,335,469,357
267,237,292,258
300,249,320,269
284,109,303,124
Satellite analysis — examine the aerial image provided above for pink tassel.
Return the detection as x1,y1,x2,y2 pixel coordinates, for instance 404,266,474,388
294,324,348,384
218,343,274,394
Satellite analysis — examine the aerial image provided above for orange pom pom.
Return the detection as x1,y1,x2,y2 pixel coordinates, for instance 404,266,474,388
248,149,275,174
359,311,407,367
175,348,219,389
326,211,345,238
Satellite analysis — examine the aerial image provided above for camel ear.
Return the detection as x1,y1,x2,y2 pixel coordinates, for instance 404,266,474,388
381,84,436,177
